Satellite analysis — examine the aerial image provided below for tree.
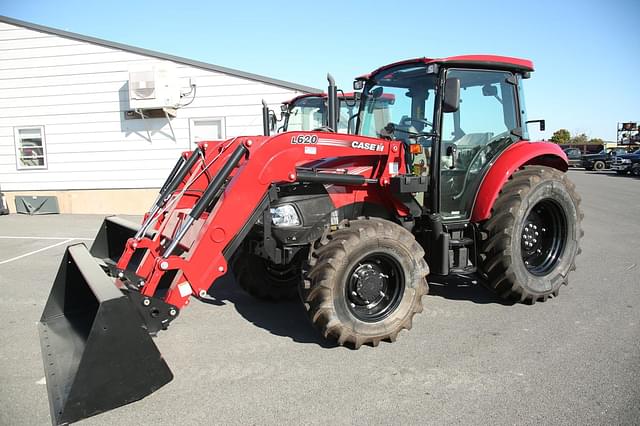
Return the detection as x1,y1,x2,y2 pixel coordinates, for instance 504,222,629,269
550,129,571,144
588,137,604,145
570,133,588,145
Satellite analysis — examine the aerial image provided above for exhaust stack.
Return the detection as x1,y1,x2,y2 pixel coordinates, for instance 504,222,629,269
327,73,338,131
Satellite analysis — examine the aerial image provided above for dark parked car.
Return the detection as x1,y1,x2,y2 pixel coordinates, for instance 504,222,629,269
611,151,640,176
562,147,582,167
581,147,632,171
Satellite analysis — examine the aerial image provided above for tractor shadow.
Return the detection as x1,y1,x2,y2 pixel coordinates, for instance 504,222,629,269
427,274,514,305
203,272,512,346
204,272,338,348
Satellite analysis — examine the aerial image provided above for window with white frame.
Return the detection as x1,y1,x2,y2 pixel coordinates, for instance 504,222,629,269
14,126,47,170
189,118,226,147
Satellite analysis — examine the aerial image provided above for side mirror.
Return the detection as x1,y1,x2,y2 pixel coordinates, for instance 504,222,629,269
482,84,498,97
353,80,364,90
370,86,384,99
526,119,546,132
443,78,460,113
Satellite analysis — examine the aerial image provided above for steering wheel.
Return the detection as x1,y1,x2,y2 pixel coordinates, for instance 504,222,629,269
402,117,434,130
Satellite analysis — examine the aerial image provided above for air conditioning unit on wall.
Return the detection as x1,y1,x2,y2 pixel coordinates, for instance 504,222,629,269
128,62,180,110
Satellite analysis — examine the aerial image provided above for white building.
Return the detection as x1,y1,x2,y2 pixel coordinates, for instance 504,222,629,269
0,16,318,213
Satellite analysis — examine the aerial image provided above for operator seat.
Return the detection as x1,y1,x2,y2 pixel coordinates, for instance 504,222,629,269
450,132,493,169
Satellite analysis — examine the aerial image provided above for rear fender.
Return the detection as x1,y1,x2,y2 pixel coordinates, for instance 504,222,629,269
471,141,568,222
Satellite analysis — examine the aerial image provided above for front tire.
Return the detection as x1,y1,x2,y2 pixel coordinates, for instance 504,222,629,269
479,166,583,303
302,218,429,348
231,243,301,301
593,160,606,171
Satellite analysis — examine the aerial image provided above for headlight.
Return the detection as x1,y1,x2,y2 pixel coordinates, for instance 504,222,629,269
622,159,632,164
270,204,300,226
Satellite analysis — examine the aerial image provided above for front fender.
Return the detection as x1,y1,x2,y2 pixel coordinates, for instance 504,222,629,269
471,141,568,222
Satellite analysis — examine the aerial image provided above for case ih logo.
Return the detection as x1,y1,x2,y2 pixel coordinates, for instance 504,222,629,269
352,141,384,152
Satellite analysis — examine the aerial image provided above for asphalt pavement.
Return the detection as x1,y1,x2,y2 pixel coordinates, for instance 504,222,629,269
0,169,638,425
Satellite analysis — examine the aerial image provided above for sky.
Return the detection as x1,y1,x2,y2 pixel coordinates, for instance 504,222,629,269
1,0,639,141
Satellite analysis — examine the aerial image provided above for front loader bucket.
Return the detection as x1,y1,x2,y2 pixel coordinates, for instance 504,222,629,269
39,243,172,425
90,215,151,268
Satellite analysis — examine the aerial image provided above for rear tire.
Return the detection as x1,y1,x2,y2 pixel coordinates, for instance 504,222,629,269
231,243,300,301
302,218,428,348
478,166,583,304
593,160,605,171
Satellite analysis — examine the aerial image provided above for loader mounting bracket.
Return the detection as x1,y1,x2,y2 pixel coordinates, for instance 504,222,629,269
124,290,179,336
105,264,180,335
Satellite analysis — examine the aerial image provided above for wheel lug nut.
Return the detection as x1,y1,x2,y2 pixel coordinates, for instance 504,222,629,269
351,291,358,297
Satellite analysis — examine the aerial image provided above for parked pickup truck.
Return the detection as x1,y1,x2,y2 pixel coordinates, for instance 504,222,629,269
611,151,640,176
581,147,635,171
563,147,583,167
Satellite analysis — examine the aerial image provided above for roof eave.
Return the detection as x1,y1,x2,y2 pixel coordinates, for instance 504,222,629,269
0,15,321,93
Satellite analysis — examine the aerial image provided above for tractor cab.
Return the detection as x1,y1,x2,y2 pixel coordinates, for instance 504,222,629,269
264,91,394,135
355,56,533,221
278,92,360,133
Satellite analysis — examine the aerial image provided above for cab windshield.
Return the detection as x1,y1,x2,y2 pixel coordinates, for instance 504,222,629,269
285,97,360,133
357,64,437,142
285,97,325,131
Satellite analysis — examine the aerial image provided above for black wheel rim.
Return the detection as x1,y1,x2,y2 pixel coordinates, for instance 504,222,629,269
345,253,404,322
520,199,567,276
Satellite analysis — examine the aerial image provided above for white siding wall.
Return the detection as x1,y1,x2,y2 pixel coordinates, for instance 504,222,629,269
0,22,305,191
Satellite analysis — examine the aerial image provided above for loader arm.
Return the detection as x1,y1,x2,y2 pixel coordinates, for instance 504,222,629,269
117,132,406,311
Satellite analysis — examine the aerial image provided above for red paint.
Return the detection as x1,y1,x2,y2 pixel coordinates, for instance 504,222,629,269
471,141,568,222
114,132,406,310
357,55,534,80
284,92,358,106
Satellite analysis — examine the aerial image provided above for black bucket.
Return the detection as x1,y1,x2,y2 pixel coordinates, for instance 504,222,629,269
90,216,152,269
39,243,173,425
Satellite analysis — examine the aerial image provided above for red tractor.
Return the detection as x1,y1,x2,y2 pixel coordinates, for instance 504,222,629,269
39,55,582,425
261,76,369,135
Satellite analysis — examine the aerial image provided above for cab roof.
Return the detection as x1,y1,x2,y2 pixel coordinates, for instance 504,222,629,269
357,55,534,80
284,92,358,105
